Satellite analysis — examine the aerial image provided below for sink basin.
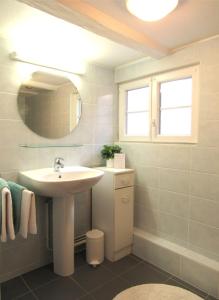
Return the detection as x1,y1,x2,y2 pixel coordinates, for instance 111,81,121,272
19,166,104,277
19,166,104,197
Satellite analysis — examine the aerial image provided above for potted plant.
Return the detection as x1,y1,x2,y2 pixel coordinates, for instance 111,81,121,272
101,144,122,168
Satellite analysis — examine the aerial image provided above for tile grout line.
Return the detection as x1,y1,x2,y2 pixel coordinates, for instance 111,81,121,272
101,258,143,276
20,276,38,300
86,274,122,295
72,260,133,296
77,258,145,296
71,270,119,295
21,275,61,293
69,276,91,295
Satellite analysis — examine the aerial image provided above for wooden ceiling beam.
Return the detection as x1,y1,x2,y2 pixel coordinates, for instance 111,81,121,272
58,0,169,58
19,0,169,58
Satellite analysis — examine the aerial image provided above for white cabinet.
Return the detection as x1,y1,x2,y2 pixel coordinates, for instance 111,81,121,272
92,168,134,262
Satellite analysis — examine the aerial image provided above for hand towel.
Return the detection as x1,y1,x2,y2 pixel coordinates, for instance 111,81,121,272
19,190,37,238
1,187,7,242
8,181,25,234
6,189,15,241
0,179,15,242
8,181,37,238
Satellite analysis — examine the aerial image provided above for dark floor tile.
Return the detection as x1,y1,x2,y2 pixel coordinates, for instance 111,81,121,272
103,255,140,275
91,277,131,300
22,264,59,290
165,278,208,299
35,277,85,300
142,261,175,278
130,254,143,262
121,262,170,286
75,251,87,268
72,264,114,292
17,292,36,300
79,294,96,300
2,277,29,300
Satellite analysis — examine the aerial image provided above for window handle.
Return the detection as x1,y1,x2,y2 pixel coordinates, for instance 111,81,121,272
152,119,156,127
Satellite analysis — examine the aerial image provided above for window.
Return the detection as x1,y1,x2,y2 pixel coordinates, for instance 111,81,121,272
119,66,199,143
119,78,151,142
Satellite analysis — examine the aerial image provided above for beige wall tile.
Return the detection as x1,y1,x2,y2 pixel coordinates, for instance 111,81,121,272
190,172,219,201
198,120,219,147
159,168,189,194
135,186,159,211
190,196,219,228
159,190,189,218
188,243,219,263
200,64,219,94
189,221,219,254
159,212,188,243
131,143,160,167
135,166,159,188
134,205,159,234
199,92,219,121
191,147,219,174
0,93,20,120
133,235,181,277
181,256,219,297
158,145,190,170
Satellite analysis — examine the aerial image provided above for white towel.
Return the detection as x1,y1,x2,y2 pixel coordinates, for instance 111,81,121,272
1,187,7,242
19,190,37,239
1,187,15,242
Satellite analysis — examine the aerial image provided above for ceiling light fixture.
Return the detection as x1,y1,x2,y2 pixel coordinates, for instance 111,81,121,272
126,0,179,22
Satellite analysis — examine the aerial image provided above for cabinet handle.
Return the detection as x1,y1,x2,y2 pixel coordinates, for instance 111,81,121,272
121,197,130,203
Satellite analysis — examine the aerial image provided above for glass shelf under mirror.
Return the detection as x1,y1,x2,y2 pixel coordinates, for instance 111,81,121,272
19,144,83,148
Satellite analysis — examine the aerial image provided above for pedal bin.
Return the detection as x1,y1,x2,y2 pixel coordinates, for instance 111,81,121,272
86,229,104,267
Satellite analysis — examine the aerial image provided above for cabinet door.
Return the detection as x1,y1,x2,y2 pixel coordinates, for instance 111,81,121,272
114,187,134,251
114,173,134,189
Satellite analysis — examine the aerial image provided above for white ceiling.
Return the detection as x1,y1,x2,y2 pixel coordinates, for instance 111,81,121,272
0,0,143,69
84,0,219,49
1,0,219,69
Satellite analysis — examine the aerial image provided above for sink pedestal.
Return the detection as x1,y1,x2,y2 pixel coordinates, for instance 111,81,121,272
53,196,75,276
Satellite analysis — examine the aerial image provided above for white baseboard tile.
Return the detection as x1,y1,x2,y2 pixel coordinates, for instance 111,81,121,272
133,228,219,299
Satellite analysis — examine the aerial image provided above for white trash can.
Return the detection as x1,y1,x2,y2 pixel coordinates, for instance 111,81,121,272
86,229,104,267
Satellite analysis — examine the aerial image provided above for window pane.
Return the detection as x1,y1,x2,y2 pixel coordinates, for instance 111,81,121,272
126,112,149,136
127,87,149,112
160,78,192,108
160,107,192,136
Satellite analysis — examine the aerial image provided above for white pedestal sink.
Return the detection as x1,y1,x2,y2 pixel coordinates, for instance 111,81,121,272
19,166,104,276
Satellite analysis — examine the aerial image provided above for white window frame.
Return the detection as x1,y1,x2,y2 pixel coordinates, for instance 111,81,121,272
119,66,199,143
119,77,152,142
152,66,199,143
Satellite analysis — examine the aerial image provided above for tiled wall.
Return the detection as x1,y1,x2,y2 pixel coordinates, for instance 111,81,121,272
0,36,116,281
115,37,219,263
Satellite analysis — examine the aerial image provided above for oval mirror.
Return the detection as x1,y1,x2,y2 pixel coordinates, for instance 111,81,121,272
17,71,82,139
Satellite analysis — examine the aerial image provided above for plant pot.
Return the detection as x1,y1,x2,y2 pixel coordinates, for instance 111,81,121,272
106,159,114,168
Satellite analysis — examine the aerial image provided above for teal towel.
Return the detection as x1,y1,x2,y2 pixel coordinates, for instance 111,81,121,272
0,178,9,229
8,181,26,234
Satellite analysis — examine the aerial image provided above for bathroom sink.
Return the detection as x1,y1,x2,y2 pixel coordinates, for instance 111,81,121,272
19,166,104,197
19,165,104,277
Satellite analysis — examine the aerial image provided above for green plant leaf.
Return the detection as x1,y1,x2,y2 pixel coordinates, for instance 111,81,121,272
100,144,122,159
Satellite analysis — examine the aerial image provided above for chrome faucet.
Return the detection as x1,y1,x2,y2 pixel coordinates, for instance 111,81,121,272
54,157,64,172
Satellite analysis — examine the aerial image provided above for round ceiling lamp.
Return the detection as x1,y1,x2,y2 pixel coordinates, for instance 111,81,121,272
126,0,179,22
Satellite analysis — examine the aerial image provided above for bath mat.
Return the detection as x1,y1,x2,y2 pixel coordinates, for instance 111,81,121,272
113,283,203,300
